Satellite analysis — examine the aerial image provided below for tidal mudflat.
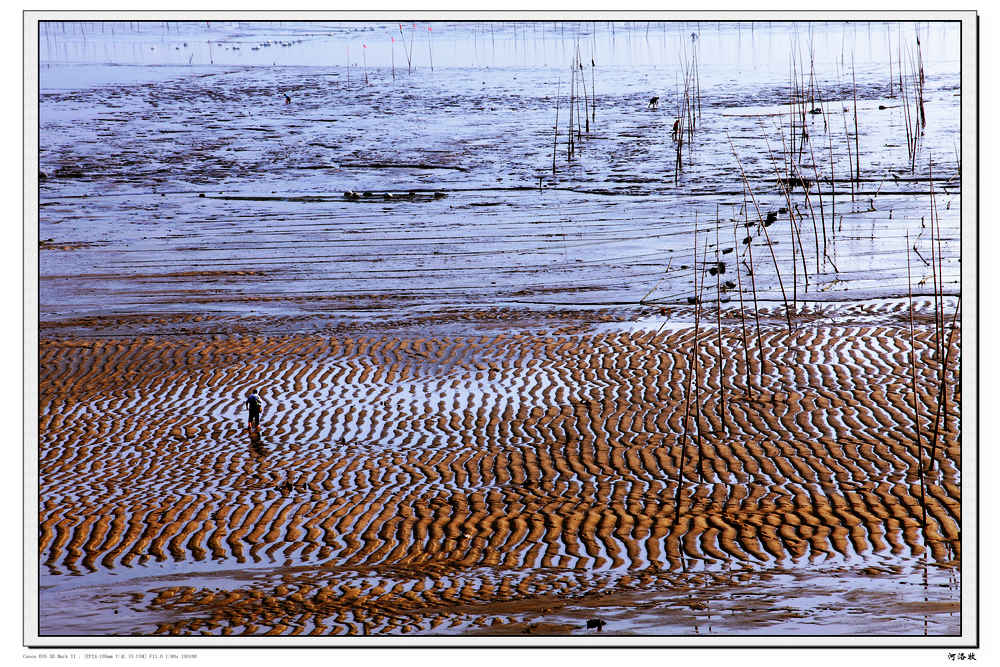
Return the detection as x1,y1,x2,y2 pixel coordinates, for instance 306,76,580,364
36,19,965,639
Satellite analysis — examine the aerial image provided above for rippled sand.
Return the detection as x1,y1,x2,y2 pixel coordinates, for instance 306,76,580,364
37,304,960,636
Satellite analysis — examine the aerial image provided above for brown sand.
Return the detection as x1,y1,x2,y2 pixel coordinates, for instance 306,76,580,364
38,321,960,635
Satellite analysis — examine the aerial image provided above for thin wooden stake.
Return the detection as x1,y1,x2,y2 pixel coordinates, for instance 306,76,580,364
715,206,728,433
695,228,707,483
726,131,793,332
733,216,753,398
927,297,961,471
552,76,560,174
906,231,929,533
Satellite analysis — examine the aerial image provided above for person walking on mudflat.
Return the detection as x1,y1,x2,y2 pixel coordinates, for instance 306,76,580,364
244,389,264,432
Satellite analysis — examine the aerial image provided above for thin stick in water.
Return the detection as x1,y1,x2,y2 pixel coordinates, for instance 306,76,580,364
715,205,728,433
733,216,753,397
906,231,929,534
552,76,560,174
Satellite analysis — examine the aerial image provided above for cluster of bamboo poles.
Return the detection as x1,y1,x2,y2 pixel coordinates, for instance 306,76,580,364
783,27,928,213
665,151,958,546
550,22,953,548
906,156,960,533
657,26,954,531
899,30,928,171
784,30,819,160
347,23,429,85
673,33,702,182
553,43,597,170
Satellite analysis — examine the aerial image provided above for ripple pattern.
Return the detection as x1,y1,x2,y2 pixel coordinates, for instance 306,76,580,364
38,324,961,634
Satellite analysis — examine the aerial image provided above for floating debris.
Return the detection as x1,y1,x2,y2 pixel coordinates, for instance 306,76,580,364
778,176,812,190
342,190,443,203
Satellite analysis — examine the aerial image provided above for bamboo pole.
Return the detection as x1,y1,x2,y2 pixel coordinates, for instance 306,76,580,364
552,76,560,174
733,216,753,398
906,231,928,533
927,297,961,471
695,231,707,482
726,131,793,332
715,206,728,433
852,61,861,182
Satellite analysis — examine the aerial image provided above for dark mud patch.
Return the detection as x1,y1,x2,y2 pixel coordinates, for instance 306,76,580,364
39,239,108,251
337,161,468,172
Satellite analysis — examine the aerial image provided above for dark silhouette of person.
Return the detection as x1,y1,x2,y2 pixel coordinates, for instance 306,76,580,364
245,389,264,432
